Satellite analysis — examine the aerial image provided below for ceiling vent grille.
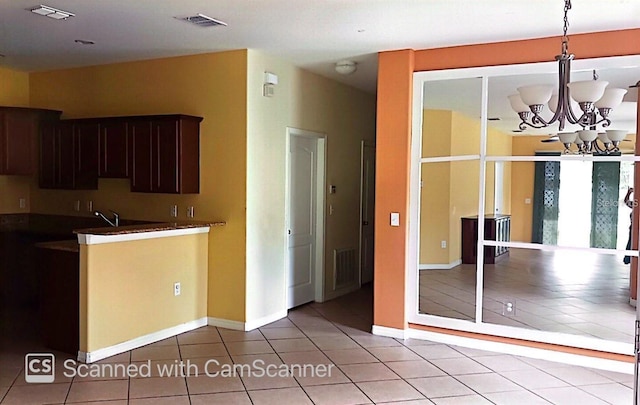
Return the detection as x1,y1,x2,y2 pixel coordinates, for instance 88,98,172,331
178,14,227,28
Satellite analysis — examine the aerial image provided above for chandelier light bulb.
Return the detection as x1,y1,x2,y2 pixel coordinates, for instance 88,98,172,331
595,88,628,109
605,129,628,142
508,94,530,113
558,132,578,144
566,80,608,103
517,85,553,106
577,130,598,142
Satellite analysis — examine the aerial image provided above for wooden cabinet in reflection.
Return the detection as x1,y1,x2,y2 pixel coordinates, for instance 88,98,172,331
461,214,510,264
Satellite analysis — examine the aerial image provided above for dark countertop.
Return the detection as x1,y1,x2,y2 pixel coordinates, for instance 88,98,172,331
34,240,79,253
73,221,226,236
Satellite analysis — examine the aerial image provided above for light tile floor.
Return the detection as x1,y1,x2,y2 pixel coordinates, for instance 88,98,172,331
0,285,635,404
420,249,637,343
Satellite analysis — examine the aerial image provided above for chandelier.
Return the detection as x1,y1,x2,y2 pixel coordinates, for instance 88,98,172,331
508,0,628,154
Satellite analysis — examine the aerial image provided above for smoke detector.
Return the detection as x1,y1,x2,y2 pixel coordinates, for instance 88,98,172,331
335,60,357,75
176,14,227,28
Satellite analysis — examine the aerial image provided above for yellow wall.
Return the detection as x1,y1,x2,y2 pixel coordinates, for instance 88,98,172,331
0,66,32,214
449,112,481,263
29,51,248,322
26,49,375,326
420,110,451,264
420,112,512,265
420,163,450,264
80,233,208,352
246,50,376,315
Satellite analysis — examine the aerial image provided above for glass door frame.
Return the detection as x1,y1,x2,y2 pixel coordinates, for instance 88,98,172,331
407,55,640,356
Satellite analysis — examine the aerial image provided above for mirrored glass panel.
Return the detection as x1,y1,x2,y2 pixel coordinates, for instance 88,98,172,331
481,247,635,344
422,78,482,158
419,160,479,320
486,65,638,157
497,160,635,248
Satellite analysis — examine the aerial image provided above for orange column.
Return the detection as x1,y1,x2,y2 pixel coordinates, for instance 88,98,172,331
374,50,414,330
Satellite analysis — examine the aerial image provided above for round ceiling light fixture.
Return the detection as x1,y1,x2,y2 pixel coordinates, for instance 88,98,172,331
335,60,357,75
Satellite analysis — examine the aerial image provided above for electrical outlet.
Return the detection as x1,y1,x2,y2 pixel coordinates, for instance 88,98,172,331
502,299,516,316
441,240,447,249
174,282,181,296
170,205,178,218
74,200,81,212
187,206,194,218
86,200,93,212
19,198,26,209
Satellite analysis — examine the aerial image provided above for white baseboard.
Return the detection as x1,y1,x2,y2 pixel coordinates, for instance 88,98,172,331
372,324,408,340
419,260,462,270
78,317,208,364
207,317,245,331
630,298,637,307
245,311,287,331
407,328,634,375
208,311,288,332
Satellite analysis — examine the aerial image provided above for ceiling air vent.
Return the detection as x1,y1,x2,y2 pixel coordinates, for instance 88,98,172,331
177,14,227,28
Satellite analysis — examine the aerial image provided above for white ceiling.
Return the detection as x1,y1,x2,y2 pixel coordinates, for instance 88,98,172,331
1,0,640,95
422,58,640,135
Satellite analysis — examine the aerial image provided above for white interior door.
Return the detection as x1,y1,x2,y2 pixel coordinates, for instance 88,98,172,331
287,134,319,308
360,142,375,284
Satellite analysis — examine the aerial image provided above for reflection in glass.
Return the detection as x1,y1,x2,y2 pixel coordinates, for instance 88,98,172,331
419,160,479,320
505,161,634,248
422,78,482,158
481,248,635,344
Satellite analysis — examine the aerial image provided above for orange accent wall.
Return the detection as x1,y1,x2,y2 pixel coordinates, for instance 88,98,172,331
375,29,640,332
374,50,414,329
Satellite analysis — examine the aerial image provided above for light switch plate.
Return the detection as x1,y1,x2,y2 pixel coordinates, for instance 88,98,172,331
390,212,400,227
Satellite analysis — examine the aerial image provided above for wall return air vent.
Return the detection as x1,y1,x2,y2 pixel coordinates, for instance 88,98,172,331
177,14,227,28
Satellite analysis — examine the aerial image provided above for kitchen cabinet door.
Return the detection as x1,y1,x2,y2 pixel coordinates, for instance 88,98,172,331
56,122,75,189
0,110,35,175
129,120,153,192
130,115,201,194
38,120,99,190
1,108,60,176
99,120,129,178
153,119,180,194
74,121,99,189
39,122,57,188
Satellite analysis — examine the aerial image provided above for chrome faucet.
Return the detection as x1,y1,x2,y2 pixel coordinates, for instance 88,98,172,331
94,210,120,227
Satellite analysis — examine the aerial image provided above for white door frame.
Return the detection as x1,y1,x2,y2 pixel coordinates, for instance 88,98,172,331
285,127,326,306
359,140,375,285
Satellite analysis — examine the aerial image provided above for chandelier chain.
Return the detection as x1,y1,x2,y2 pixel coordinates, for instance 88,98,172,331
562,0,571,56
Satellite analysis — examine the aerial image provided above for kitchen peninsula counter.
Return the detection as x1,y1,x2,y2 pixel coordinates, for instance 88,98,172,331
75,220,215,363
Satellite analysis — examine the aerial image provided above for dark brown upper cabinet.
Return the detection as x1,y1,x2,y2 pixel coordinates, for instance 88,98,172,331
130,115,201,194
0,107,61,175
39,120,99,190
39,114,201,193
99,120,129,178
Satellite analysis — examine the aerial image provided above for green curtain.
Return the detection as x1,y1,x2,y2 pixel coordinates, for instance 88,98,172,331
531,153,561,244
590,157,621,249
